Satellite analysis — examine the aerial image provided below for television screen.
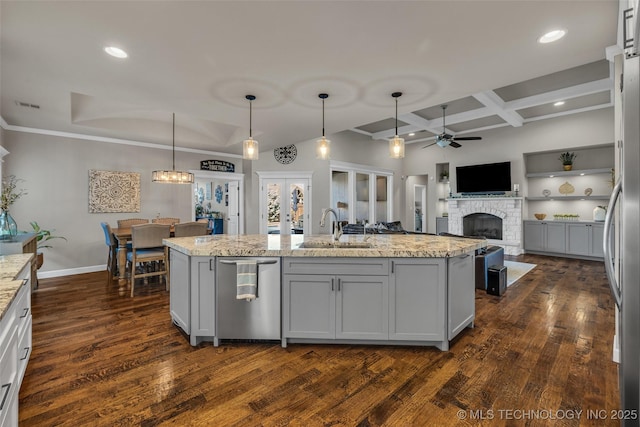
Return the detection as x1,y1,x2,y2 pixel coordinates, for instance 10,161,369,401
456,161,511,194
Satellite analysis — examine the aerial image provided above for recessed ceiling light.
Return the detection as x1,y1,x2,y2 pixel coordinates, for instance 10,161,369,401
408,133,415,136
538,29,566,44
104,46,128,58
554,101,565,107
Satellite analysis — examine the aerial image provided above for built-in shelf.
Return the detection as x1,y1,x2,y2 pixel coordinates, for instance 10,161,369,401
526,168,612,178
526,195,611,201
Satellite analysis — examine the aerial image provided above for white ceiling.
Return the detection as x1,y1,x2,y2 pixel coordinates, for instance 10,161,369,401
0,1,620,156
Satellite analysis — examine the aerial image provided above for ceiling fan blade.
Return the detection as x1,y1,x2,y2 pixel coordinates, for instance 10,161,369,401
421,142,437,149
452,136,482,141
449,141,462,148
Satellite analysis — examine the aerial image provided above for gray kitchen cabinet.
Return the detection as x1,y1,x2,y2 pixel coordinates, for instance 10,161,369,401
436,217,449,235
169,249,190,334
336,275,388,340
447,253,475,340
189,257,216,345
283,258,389,341
283,274,335,339
389,258,446,342
523,220,566,253
566,222,605,258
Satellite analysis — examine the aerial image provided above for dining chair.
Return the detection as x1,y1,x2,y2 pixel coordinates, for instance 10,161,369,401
173,221,209,237
127,223,170,297
100,222,118,287
117,218,149,228
152,217,181,225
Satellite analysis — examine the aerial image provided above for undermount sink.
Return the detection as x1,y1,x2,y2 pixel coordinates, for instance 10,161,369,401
298,241,373,249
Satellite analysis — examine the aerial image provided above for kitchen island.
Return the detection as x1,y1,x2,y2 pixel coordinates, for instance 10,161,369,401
164,234,486,351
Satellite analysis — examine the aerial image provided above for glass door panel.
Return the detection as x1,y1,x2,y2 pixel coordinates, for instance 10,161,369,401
267,182,283,234
356,173,370,224
375,175,388,223
262,178,310,235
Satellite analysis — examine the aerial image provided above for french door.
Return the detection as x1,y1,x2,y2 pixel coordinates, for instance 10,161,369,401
257,172,313,235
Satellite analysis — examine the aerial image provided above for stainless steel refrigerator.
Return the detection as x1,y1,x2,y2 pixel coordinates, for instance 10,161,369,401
604,5,640,422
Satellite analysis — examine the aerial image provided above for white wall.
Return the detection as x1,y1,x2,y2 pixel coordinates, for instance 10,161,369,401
3,130,241,274
403,108,614,233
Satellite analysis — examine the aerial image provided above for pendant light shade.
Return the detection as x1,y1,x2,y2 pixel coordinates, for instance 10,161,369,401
389,92,405,159
152,113,194,184
243,95,259,160
316,93,331,160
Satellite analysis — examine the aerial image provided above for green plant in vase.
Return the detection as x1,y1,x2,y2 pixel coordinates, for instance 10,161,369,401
30,221,67,269
558,152,576,171
0,175,27,240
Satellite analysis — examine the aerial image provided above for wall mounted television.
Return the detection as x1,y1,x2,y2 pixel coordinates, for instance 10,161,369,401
456,161,511,194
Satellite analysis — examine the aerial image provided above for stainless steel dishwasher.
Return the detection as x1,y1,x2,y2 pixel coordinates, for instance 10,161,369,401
215,257,281,345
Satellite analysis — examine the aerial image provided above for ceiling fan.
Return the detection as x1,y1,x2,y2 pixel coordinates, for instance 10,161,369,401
422,105,482,149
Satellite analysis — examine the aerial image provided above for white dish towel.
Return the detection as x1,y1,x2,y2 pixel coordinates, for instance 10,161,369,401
236,260,258,301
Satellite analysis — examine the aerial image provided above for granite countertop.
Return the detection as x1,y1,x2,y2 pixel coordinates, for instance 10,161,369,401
164,234,487,258
0,253,33,323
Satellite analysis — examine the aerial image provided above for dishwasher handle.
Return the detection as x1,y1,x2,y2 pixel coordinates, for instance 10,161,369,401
219,259,278,265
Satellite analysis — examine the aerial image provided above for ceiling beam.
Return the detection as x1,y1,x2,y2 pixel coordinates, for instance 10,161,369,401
505,78,611,111
472,91,524,127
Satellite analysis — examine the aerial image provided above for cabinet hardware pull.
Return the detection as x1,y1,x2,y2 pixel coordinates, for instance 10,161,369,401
0,383,11,411
209,259,214,271
391,261,394,274
21,278,28,287
337,278,341,291
219,260,278,266
20,347,30,361
331,278,334,291
20,307,29,318
624,8,634,49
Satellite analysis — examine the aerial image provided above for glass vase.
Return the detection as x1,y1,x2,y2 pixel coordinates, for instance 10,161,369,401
0,210,18,240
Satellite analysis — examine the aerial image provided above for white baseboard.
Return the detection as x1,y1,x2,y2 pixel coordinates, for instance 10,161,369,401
37,265,105,279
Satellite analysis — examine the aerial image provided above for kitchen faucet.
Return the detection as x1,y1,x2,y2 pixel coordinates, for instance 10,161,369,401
320,208,342,242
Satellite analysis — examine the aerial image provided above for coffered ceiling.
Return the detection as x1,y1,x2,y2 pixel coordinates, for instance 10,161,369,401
0,1,620,156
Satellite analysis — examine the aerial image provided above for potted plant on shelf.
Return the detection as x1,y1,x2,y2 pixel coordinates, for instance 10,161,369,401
558,151,577,171
30,221,67,269
439,170,449,181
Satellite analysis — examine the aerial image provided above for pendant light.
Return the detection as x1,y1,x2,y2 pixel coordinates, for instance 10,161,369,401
389,92,405,159
152,113,194,184
316,93,330,160
243,95,259,160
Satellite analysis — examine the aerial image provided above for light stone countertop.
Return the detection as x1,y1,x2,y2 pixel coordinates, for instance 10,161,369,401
0,253,33,323
163,234,487,258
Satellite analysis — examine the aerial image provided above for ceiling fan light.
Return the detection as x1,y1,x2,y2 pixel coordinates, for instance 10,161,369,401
436,138,450,148
316,136,331,160
389,135,405,159
243,137,259,160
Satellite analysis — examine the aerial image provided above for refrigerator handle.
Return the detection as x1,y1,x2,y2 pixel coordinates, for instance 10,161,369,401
604,179,622,308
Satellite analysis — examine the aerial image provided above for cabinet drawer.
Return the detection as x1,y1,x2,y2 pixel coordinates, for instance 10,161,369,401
283,257,388,276
17,315,32,384
13,282,30,336
0,325,18,423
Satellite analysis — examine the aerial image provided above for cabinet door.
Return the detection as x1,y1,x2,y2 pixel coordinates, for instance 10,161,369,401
283,274,335,339
566,223,590,256
190,257,216,342
389,259,445,341
169,250,190,334
590,223,605,257
523,221,545,251
336,275,389,340
448,253,475,340
545,222,566,253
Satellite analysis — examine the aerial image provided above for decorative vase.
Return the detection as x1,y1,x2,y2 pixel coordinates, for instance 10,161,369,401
563,164,573,171
593,206,606,222
0,210,18,240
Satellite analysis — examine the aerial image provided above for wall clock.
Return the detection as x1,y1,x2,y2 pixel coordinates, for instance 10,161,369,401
273,144,297,164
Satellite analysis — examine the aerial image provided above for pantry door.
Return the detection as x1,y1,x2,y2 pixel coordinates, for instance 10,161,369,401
257,172,313,235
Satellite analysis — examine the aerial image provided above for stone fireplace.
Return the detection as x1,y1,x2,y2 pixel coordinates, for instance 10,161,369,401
447,197,523,255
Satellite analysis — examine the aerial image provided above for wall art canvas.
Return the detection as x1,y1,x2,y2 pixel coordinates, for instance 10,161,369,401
89,170,141,213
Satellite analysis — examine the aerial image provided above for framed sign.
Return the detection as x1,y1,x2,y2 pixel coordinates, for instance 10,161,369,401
200,160,235,173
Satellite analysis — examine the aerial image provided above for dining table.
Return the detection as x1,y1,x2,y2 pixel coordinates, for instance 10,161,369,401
111,226,175,288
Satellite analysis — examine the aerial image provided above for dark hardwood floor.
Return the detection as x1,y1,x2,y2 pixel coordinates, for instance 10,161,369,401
19,254,619,426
